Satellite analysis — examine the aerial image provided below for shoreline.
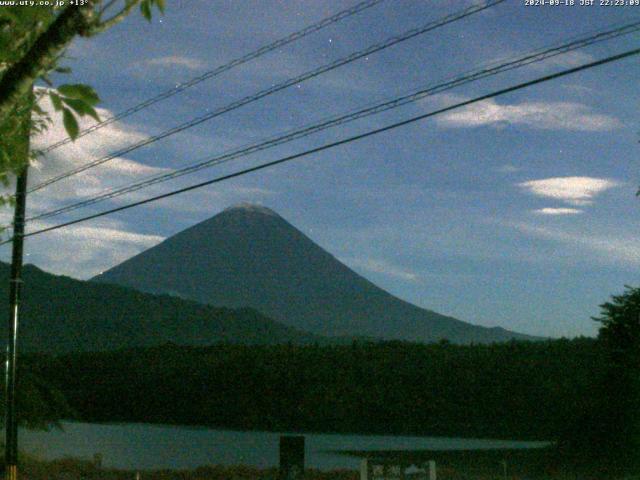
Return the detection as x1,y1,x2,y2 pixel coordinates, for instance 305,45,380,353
14,456,359,480
48,418,553,445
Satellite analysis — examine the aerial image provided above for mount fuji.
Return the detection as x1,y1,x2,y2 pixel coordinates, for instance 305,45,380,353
93,204,537,344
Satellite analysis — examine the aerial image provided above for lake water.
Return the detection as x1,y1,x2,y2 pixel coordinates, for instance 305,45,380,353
19,422,548,471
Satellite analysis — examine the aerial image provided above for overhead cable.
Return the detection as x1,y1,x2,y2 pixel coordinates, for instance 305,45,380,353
26,19,640,222
7,45,638,244
29,0,505,194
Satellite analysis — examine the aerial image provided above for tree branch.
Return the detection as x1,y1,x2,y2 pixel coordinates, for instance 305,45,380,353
99,0,120,15
0,2,97,122
90,0,141,35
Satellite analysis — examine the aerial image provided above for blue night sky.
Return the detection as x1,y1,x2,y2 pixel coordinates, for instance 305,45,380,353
4,0,640,338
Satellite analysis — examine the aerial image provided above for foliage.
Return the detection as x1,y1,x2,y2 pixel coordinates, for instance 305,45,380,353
0,0,164,181
592,286,640,471
0,0,164,427
0,357,73,430
27,338,603,441
552,287,640,475
7,259,639,472
595,286,640,362
49,84,101,140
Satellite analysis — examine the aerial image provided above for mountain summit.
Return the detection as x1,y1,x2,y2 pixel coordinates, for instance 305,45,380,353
93,204,535,344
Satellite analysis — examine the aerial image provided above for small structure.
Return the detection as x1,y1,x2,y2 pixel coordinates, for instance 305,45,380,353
279,435,305,480
360,458,436,480
348,447,550,480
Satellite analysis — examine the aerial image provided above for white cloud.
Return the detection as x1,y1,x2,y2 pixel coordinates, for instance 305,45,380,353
0,93,283,279
533,208,583,216
21,219,164,279
437,98,621,131
144,55,207,71
27,93,168,204
0,94,171,278
344,256,419,282
517,176,620,206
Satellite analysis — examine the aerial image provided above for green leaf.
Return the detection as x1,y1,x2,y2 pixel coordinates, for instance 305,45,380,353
49,92,63,111
141,0,152,21
62,108,79,140
62,97,100,122
57,84,100,105
85,105,100,122
155,0,166,13
54,66,71,74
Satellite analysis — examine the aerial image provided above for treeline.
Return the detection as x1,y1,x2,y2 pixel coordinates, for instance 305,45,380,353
24,338,603,441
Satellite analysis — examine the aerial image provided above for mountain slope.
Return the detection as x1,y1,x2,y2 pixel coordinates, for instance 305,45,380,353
0,262,323,354
94,204,536,343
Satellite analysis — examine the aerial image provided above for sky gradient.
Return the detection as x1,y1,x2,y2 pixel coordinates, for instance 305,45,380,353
3,0,640,338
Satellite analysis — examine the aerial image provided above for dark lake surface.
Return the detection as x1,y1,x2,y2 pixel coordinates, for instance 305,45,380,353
20,421,548,471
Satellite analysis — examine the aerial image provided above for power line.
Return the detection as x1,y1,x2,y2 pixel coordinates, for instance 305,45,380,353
41,0,386,153
25,19,640,223
28,0,505,194
31,0,502,192
7,46,639,245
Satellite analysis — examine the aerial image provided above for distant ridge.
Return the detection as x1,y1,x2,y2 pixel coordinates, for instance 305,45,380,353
0,262,326,354
93,204,538,344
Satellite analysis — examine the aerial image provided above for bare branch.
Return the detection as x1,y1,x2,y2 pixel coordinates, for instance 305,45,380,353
98,0,120,15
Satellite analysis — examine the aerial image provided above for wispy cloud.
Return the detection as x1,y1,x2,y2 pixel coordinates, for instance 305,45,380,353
563,84,595,95
20,94,170,214
496,164,521,174
517,176,620,206
508,222,640,267
159,185,278,215
533,207,583,216
344,256,419,282
436,97,621,131
23,219,164,279
20,95,280,221
0,96,170,278
531,50,594,70
0,94,283,279
143,55,207,71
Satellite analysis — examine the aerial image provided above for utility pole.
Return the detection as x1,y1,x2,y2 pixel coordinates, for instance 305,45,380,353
4,93,31,480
